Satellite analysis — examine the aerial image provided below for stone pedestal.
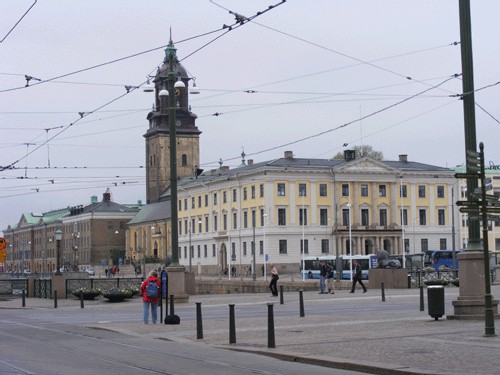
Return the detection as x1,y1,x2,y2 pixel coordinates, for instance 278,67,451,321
448,251,499,320
51,274,66,299
166,265,190,303
369,268,408,289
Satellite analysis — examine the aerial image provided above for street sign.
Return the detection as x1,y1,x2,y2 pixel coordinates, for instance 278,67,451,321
454,173,479,179
459,207,481,214
483,177,493,191
467,163,481,172
486,207,500,214
466,150,479,158
456,200,480,207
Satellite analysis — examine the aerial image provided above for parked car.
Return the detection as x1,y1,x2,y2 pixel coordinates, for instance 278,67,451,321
85,268,95,276
23,269,31,276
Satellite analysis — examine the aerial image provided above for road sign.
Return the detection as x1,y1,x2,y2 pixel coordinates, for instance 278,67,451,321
466,150,479,158
486,207,500,214
459,207,481,214
0,237,5,250
484,177,493,191
456,200,480,207
485,194,499,201
454,173,479,179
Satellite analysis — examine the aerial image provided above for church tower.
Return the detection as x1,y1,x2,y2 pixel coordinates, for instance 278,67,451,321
144,39,201,204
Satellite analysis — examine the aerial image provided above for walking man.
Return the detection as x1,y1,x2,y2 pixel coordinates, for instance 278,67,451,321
319,260,327,294
350,259,367,293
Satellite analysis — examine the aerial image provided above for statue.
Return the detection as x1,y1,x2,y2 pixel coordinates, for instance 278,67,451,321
376,249,401,269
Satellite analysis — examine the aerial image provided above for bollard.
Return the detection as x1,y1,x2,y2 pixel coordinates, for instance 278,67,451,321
381,282,385,302
196,302,203,340
299,290,305,317
420,285,424,311
229,304,236,344
54,290,58,309
267,303,275,348
80,292,84,308
279,285,284,305
22,289,26,307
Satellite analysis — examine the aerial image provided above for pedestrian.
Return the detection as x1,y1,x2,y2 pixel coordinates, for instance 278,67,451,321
350,259,367,293
326,261,335,294
104,268,108,278
231,265,236,277
269,264,279,297
140,270,161,324
318,260,327,294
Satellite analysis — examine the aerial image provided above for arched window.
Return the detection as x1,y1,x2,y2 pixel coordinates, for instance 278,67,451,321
181,154,187,166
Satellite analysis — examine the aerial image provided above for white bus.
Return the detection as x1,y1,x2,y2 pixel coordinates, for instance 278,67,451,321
302,255,378,280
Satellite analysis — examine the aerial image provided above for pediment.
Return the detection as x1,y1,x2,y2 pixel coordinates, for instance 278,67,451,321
334,157,398,174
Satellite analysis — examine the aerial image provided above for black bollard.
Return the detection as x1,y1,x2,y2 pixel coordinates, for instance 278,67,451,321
80,292,84,308
22,289,26,307
299,290,305,317
229,304,236,344
420,285,425,311
267,303,275,348
196,302,203,340
381,282,385,302
279,285,284,305
164,295,180,324
54,290,58,309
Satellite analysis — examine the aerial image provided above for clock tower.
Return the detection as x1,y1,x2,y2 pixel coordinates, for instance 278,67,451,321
144,40,201,203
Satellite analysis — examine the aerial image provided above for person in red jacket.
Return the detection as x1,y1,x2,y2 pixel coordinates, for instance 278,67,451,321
140,270,161,324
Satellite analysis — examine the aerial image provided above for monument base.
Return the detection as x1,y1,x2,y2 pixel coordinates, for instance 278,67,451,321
369,268,408,289
166,265,190,303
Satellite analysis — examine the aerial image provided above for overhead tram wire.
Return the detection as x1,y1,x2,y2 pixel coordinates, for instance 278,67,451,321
204,74,461,166
0,0,37,43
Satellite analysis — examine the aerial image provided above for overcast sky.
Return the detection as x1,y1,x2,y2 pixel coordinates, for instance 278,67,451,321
1,0,499,233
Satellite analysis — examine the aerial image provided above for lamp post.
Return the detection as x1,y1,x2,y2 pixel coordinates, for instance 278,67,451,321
54,229,63,275
400,175,406,269
158,39,185,267
347,203,352,282
263,213,267,281
188,220,192,273
252,210,256,281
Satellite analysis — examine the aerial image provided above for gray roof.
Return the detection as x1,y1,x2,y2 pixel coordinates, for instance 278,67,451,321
127,200,171,225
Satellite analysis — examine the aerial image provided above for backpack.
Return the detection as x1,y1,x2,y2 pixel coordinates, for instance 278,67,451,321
146,280,158,298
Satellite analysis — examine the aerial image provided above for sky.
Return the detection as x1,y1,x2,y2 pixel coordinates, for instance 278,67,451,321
1,0,500,233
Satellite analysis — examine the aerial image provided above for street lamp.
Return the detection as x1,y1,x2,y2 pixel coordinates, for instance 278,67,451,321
263,213,267,281
54,228,63,275
347,203,352,282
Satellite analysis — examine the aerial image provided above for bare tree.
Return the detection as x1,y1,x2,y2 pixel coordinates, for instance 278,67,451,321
332,145,384,160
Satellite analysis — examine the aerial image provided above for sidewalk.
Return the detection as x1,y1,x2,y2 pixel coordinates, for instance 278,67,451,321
2,285,500,375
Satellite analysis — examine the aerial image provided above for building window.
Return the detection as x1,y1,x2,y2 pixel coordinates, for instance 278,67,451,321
419,209,426,225
223,191,227,204
321,239,329,254
379,185,386,197
191,218,196,234
184,246,187,259
213,193,217,205
223,214,227,231
198,218,202,233
342,183,349,197
320,208,328,225
233,212,237,229
361,208,369,226
418,185,426,198
277,183,286,196
300,239,309,254
243,187,247,200
319,183,327,197
342,209,350,226
251,210,256,228
178,199,182,211
191,197,195,209
205,194,208,207
251,185,256,199
204,244,208,257
404,239,410,253
198,196,202,208
379,208,388,226
259,184,264,198
299,183,307,197
279,240,287,254
260,208,264,226
184,219,188,235
181,154,187,166
496,238,500,251
233,189,237,202
278,208,286,226
259,240,264,255
212,244,216,257
437,185,445,198
440,238,447,250
231,242,236,260
400,208,408,226
243,242,247,256
184,199,187,210
299,208,308,226
179,220,182,235
400,184,407,198
421,238,429,252
243,211,248,228
205,217,209,232
361,184,369,197
214,215,218,231
438,209,446,225
197,245,201,258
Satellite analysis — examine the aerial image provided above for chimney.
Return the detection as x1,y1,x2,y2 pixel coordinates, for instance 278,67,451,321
248,159,253,166
284,151,293,159
103,188,112,202
344,150,356,161
399,154,408,163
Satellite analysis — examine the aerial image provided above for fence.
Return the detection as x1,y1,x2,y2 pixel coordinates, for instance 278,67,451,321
0,278,29,296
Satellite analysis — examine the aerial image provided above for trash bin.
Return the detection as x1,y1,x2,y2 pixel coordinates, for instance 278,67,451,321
427,285,445,320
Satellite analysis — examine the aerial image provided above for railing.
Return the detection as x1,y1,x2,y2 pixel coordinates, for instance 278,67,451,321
65,277,143,298
34,278,52,298
0,278,29,296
